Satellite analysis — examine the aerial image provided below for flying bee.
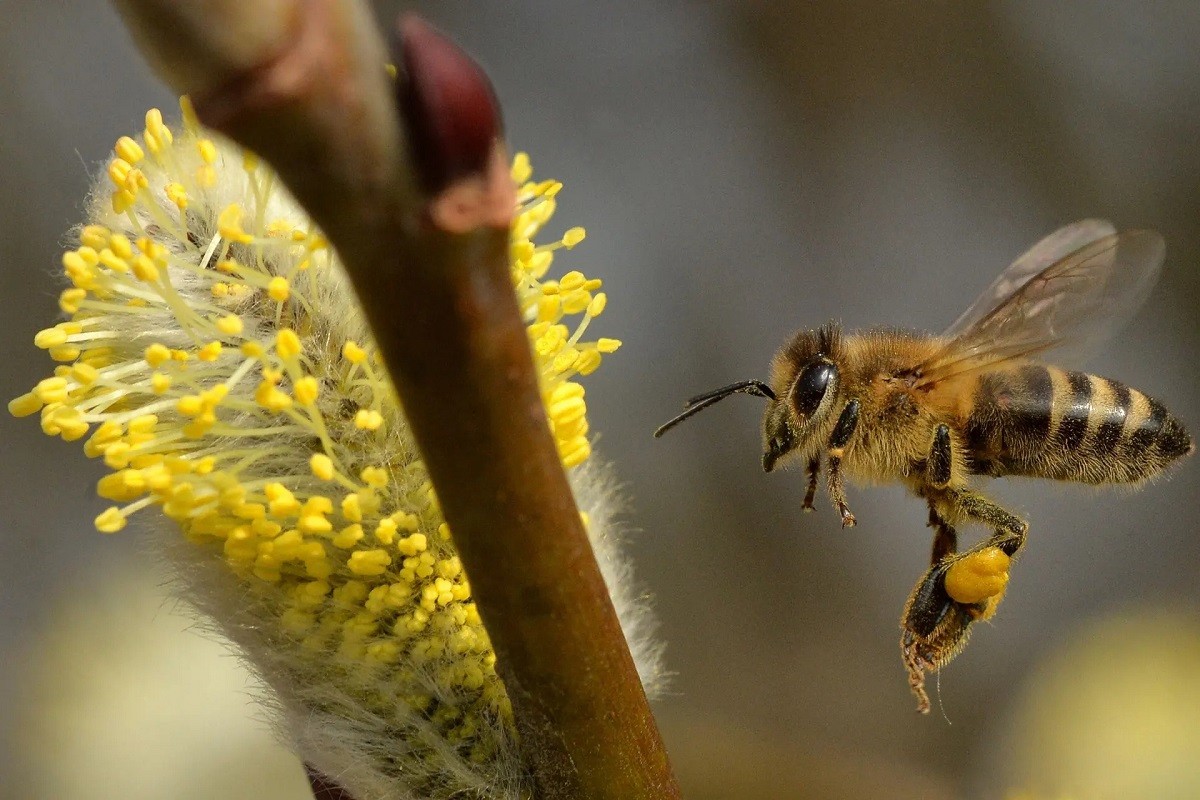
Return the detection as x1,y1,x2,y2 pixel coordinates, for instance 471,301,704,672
655,220,1193,713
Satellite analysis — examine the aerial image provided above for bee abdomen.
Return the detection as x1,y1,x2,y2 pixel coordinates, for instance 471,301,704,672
965,365,1192,483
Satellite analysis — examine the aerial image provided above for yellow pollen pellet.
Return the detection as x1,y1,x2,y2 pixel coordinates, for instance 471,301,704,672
596,338,621,353
242,150,259,172
211,282,229,298
198,341,223,361
276,329,301,359
240,341,264,358
342,341,366,364
310,454,335,481
267,276,290,302
150,373,171,393
293,376,319,405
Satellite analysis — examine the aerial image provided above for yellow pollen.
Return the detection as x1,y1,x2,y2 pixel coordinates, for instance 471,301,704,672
310,454,335,480
267,276,290,302
95,507,127,533
354,409,383,430
144,343,171,367
342,341,366,364
511,152,532,183
216,315,244,336
115,136,145,163
198,341,223,361
276,329,302,359
293,376,319,405
217,204,254,244
11,139,618,783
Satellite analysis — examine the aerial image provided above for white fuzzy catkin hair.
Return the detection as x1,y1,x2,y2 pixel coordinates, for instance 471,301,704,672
10,101,664,800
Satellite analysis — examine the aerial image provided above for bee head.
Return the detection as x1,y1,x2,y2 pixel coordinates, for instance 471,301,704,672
762,324,842,472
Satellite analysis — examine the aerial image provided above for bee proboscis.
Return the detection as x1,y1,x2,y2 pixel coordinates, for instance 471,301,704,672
656,220,1193,713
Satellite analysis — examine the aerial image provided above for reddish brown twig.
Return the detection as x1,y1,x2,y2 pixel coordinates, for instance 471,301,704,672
306,764,355,800
109,2,680,798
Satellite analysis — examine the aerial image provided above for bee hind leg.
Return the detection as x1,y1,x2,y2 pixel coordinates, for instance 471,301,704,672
927,502,958,565
900,489,1026,712
898,499,969,713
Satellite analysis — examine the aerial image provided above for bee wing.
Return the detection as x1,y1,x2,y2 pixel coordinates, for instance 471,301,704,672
915,222,1165,387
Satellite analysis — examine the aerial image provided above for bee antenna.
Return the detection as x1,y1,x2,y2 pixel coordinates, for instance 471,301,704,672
653,380,776,438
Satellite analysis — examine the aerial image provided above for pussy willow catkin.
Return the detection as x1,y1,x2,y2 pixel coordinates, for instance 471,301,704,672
11,99,664,800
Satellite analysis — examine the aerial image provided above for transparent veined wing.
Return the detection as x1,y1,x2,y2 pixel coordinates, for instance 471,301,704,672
914,223,1164,388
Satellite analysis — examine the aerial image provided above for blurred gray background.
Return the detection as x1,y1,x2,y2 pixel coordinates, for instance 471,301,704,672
3,2,1200,798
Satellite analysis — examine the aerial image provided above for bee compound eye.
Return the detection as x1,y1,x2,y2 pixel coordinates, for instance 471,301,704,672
791,361,836,418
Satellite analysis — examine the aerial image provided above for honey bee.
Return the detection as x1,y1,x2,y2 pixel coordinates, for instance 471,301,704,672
655,220,1193,713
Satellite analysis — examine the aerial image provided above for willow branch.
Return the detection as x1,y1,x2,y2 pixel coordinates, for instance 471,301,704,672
109,2,680,798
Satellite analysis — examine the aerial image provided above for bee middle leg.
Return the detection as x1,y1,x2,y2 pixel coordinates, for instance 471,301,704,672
802,456,820,512
901,427,1026,712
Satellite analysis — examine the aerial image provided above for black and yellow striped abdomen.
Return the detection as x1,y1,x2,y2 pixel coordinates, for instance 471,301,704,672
964,364,1193,484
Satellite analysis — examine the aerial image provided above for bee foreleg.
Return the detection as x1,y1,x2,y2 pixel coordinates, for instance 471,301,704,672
825,399,861,528
802,456,820,511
